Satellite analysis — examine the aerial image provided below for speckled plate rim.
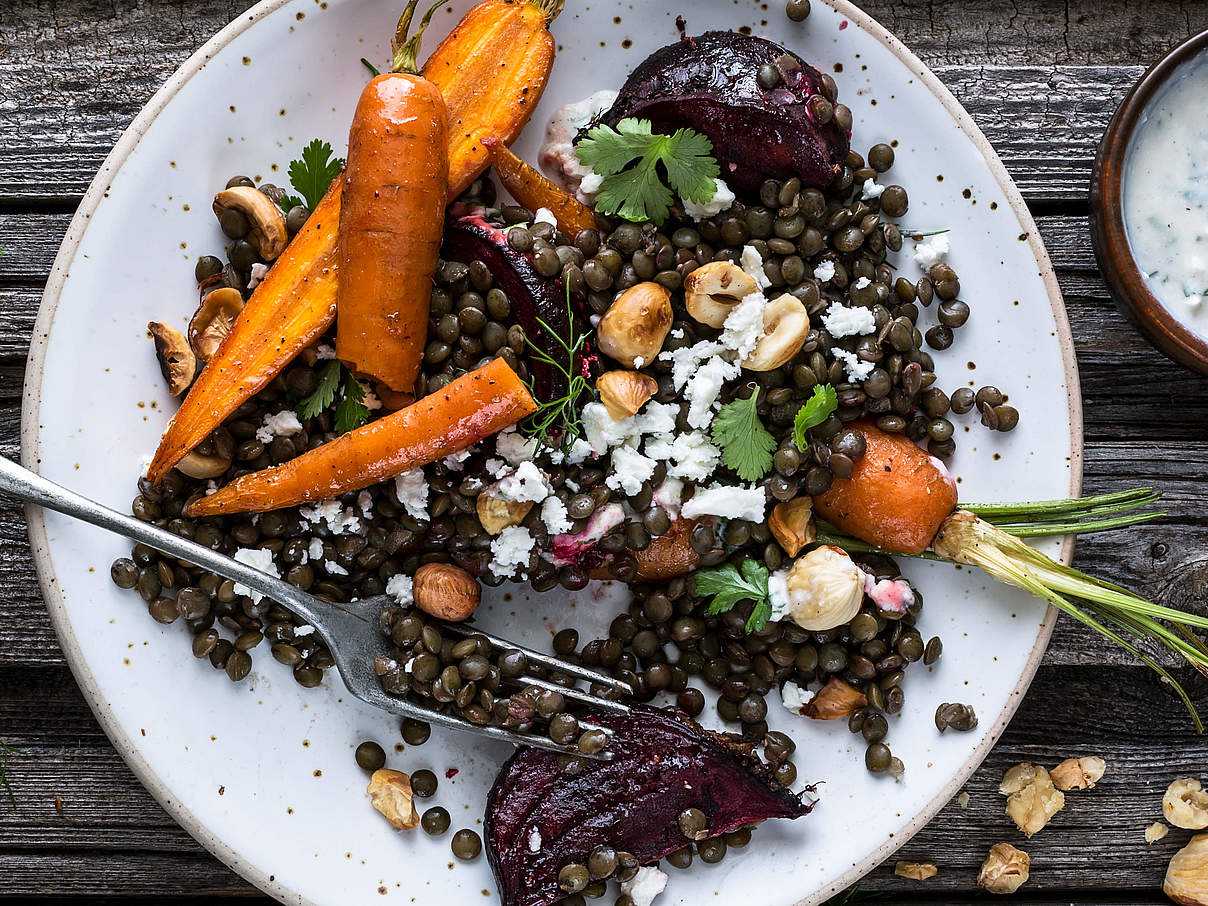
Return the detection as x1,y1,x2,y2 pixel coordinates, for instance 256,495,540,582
20,2,1082,904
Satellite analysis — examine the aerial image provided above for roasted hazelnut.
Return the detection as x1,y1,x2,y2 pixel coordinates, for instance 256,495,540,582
148,321,196,397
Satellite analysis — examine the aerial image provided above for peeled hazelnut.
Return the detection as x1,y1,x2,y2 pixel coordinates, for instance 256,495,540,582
596,370,658,420
977,843,1030,895
212,185,289,260
596,282,673,369
413,562,481,622
189,287,245,361
1148,822,1171,844
769,497,816,558
1165,778,1208,830
684,260,759,327
366,769,419,830
894,861,938,881
801,675,867,720
782,545,865,631
1049,755,1106,791
999,763,1064,837
740,293,809,371
148,321,196,397
1166,833,1208,905
476,487,535,535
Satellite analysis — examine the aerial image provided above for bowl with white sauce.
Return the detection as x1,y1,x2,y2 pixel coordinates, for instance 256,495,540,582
1091,28,1208,374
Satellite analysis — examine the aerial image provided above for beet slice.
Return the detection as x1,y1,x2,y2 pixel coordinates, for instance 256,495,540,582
442,213,580,403
485,705,811,906
588,30,849,194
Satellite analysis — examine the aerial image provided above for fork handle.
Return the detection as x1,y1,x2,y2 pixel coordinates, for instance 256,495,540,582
2,455,329,627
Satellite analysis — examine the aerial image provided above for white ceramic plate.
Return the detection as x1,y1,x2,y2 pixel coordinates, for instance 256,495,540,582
23,1,1081,904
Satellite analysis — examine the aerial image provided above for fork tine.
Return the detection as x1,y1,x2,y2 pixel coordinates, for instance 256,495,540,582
505,672,631,717
436,619,634,695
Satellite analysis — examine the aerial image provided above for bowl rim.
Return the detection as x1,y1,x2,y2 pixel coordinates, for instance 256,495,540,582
1089,27,1208,374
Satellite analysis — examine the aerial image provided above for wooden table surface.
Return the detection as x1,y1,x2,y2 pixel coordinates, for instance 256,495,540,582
2,1,1207,903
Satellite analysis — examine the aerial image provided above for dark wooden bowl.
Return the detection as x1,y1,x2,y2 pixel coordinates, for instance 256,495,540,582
1089,29,1208,375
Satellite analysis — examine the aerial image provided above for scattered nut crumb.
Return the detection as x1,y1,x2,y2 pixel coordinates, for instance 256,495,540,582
367,769,419,830
999,763,1065,837
1165,833,1208,905
978,843,1030,895
894,861,937,880
957,791,970,809
1147,822,1170,844
1166,779,1208,830
1050,755,1106,791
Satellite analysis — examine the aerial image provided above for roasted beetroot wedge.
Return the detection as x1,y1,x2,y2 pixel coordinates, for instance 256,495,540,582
443,213,582,403
589,30,849,194
485,705,811,906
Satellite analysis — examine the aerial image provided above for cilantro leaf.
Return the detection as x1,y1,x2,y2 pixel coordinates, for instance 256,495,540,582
711,387,776,482
695,560,771,634
296,359,341,420
575,118,719,224
792,384,839,450
746,600,774,634
288,139,345,210
334,370,370,434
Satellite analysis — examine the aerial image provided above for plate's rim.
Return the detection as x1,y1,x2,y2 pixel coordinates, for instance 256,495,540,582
19,1,1083,904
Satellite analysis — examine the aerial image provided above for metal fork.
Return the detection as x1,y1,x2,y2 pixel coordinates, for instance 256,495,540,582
1,455,631,759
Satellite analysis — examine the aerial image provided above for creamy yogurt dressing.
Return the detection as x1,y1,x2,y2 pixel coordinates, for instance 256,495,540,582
1123,56,1208,342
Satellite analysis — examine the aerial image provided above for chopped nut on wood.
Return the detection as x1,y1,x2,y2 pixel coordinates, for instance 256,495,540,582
1147,822,1171,844
1165,833,1208,905
367,769,419,830
1050,755,1106,791
894,861,938,880
999,763,1065,837
977,842,1030,895
1166,779,1208,831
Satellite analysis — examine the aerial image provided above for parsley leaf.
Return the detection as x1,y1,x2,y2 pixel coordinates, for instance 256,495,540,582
711,387,776,482
296,359,370,434
334,370,370,434
792,384,839,450
575,118,720,225
695,560,772,634
296,359,341,420
286,139,345,211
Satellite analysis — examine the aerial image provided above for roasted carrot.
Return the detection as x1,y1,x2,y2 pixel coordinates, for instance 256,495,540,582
812,421,958,555
146,180,341,484
484,136,596,236
188,358,536,517
336,0,449,393
426,0,564,198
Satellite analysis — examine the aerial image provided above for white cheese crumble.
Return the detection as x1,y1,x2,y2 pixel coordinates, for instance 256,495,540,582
718,290,768,360
860,178,885,201
822,302,876,338
813,259,836,282
308,538,324,561
357,490,374,518
485,457,508,478
394,469,429,521
538,90,619,203
652,477,684,516
681,483,767,522
832,348,876,382
852,276,871,291
299,499,362,535
780,680,815,712
682,178,736,220
248,261,269,290
497,461,552,504
489,525,535,577
496,427,539,466
324,560,349,576
684,355,736,429
315,344,337,360
768,568,791,622
644,431,722,482
528,827,542,853
442,448,473,471
740,244,771,289
605,445,658,496
255,409,303,444
621,866,668,906
540,495,572,535
534,207,557,226
232,547,278,603
385,574,414,606
913,232,951,269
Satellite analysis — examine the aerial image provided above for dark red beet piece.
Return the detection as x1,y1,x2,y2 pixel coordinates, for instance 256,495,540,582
485,705,811,906
588,31,849,194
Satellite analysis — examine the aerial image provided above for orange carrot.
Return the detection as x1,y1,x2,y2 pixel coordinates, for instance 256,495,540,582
813,421,958,555
484,136,597,236
146,181,341,484
188,358,536,517
336,0,449,392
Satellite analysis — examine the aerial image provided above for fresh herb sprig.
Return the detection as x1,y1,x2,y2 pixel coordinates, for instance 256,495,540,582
0,741,20,809
279,139,345,211
711,386,776,482
575,118,719,225
522,287,593,451
296,359,370,434
695,560,773,634
792,384,838,449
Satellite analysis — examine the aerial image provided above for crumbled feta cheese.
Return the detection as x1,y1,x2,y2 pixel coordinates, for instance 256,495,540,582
255,408,303,444
719,291,768,360
768,568,791,622
605,445,658,496
299,499,362,535
540,495,572,535
534,207,557,226
814,259,836,282
393,469,429,521
913,232,951,269
528,827,542,853
832,348,876,382
659,337,725,391
363,386,382,411
645,431,722,482
357,490,373,518
683,355,736,429
496,427,539,466
579,171,603,197
485,457,508,478
489,525,535,577
248,262,269,290
860,178,885,201
740,245,771,289
583,401,639,454
852,276,871,291
681,483,767,522
232,547,279,603
538,90,619,203
308,538,324,561
632,356,644,369
324,560,349,576
385,573,414,606
682,178,736,220
780,680,815,712
205,480,218,496
822,302,877,338
497,461,552,504
652,477,685,516
443,448,473,471
315,344,337,360
621,866,668,906
670,327,684,340
563,437,594,465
